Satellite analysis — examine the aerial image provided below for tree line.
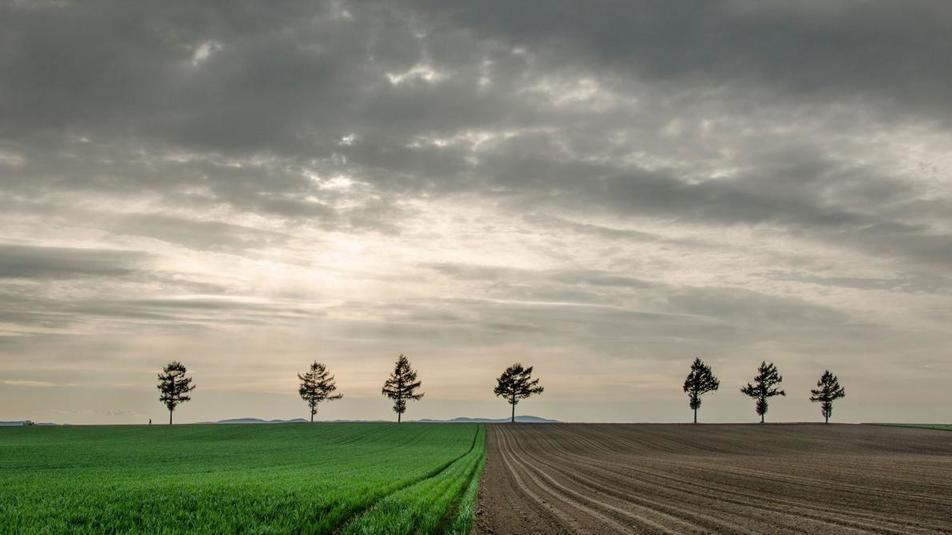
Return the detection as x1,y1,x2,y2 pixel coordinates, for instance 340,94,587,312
157,357,844,425
685,359,845,424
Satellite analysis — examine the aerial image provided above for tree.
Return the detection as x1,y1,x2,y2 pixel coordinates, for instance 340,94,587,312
494,363,544,423
683,358,719,424
810,370,845,424
157,361,195,425
298,361,343,423
381,354,423,423
740,361,785,423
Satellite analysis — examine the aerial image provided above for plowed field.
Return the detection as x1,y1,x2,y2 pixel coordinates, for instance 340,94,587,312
475,424,952,534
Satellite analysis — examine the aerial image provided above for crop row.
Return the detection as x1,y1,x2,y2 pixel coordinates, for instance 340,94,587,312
0,423,485,534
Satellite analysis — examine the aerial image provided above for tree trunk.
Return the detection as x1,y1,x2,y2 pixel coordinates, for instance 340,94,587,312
760,413,764,424
398,412,401,424
693,407,697,424
511,402,515,423
310,412,314,423
824,415,829,424
170,376,175,425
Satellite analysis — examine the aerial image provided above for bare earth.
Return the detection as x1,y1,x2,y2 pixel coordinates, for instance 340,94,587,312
474,424,952,534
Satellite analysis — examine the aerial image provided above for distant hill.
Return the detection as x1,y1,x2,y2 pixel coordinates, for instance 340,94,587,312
416,416,558,424
206,416,558,424
0,420,55,426
210,418,309,424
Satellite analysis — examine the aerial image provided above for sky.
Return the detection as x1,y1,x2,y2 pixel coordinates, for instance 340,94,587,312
1,0,951,425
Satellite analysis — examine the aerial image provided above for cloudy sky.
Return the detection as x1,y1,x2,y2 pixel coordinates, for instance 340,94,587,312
2,0,951,424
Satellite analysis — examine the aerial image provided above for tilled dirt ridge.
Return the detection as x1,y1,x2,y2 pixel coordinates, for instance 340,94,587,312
474,424,952,535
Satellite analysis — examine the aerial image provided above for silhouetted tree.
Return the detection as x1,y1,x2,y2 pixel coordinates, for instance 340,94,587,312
810,370,845,424
298,361,343,422
683,358,719,424
157,361,195,425
494,363,544,423
741,361,785,423
382,354,423,423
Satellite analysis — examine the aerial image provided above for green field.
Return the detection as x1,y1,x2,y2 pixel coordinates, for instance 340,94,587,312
0,423,485,534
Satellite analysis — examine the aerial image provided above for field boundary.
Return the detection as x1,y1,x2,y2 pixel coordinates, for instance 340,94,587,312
333,424,484,534
435,427,486,533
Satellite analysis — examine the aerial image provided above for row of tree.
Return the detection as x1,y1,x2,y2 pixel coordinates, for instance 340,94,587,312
157,357,844,425
157,356,542,424
685,359,846,424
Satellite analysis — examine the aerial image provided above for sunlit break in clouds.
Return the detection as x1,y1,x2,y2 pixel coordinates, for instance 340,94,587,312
1,0,951,424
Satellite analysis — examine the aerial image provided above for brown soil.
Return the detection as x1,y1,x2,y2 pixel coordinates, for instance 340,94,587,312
474,424,952,534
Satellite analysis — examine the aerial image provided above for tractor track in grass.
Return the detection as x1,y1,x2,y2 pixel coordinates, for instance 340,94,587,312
475,424,952,534
335,425,484,534
435,427,487,533
1,423,484,534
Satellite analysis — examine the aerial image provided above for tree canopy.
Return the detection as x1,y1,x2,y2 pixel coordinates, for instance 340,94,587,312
157,361,195,425
740,361,785,423
683,358,719,423
494,362,544,423
298,361,343,422
381,354,424,423
809,370,846,423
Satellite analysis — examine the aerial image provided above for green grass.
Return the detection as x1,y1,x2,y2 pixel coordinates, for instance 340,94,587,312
444,436,486,535
343,426,485,535
0,423,486,534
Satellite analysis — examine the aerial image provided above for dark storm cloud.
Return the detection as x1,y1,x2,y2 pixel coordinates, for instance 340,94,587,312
3,0,949,249
67,297,322,326
327,282,889,361
765,271,952,295
116,214,288,252
406,0,952,122
427,263,655,290
0,244,147,279
1,0,948,284
3,1,948,146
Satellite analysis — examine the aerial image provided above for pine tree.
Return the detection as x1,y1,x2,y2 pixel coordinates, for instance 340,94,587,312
494,363,544,423
298,361,343,422
683,358,719,424
740,361,785,423
157,361,195,425
810,370,845,424
381,354,424,423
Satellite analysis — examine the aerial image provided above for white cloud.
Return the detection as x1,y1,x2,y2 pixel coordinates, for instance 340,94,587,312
191,40,222,67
